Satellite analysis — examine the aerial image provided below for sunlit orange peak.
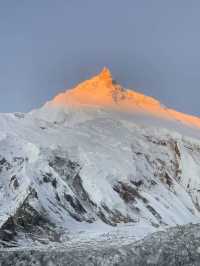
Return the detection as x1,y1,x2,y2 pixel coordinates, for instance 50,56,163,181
98,67,113,83
50,68,200,128
51,67,160,109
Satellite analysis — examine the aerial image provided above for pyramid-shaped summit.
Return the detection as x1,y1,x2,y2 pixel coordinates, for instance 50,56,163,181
98,67,113,83
49,68,200,128
50,67,160,109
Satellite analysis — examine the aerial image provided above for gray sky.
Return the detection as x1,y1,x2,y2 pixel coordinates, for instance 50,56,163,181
0,0,200,115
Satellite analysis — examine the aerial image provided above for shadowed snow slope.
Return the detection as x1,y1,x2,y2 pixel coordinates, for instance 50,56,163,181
1,69,200,248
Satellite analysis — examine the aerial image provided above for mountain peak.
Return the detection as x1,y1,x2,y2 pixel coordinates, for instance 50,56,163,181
50,68,161,110
48,69,200,128
98,67,113,83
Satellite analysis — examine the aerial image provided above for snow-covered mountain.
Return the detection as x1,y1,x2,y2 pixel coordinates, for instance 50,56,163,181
1,68,200,247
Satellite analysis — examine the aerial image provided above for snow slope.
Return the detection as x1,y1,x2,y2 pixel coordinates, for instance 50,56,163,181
1,69,200,247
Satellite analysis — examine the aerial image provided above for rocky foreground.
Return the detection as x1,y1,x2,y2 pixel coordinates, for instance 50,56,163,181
1,223,200,266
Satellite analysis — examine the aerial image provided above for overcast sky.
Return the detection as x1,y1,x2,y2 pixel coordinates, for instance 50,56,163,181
0,0,200,115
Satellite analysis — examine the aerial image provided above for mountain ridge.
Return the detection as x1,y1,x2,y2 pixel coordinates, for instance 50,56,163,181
47,68,200,128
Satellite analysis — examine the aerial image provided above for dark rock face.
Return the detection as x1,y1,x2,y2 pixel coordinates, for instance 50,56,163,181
0,187,56,247
1,223,200,265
